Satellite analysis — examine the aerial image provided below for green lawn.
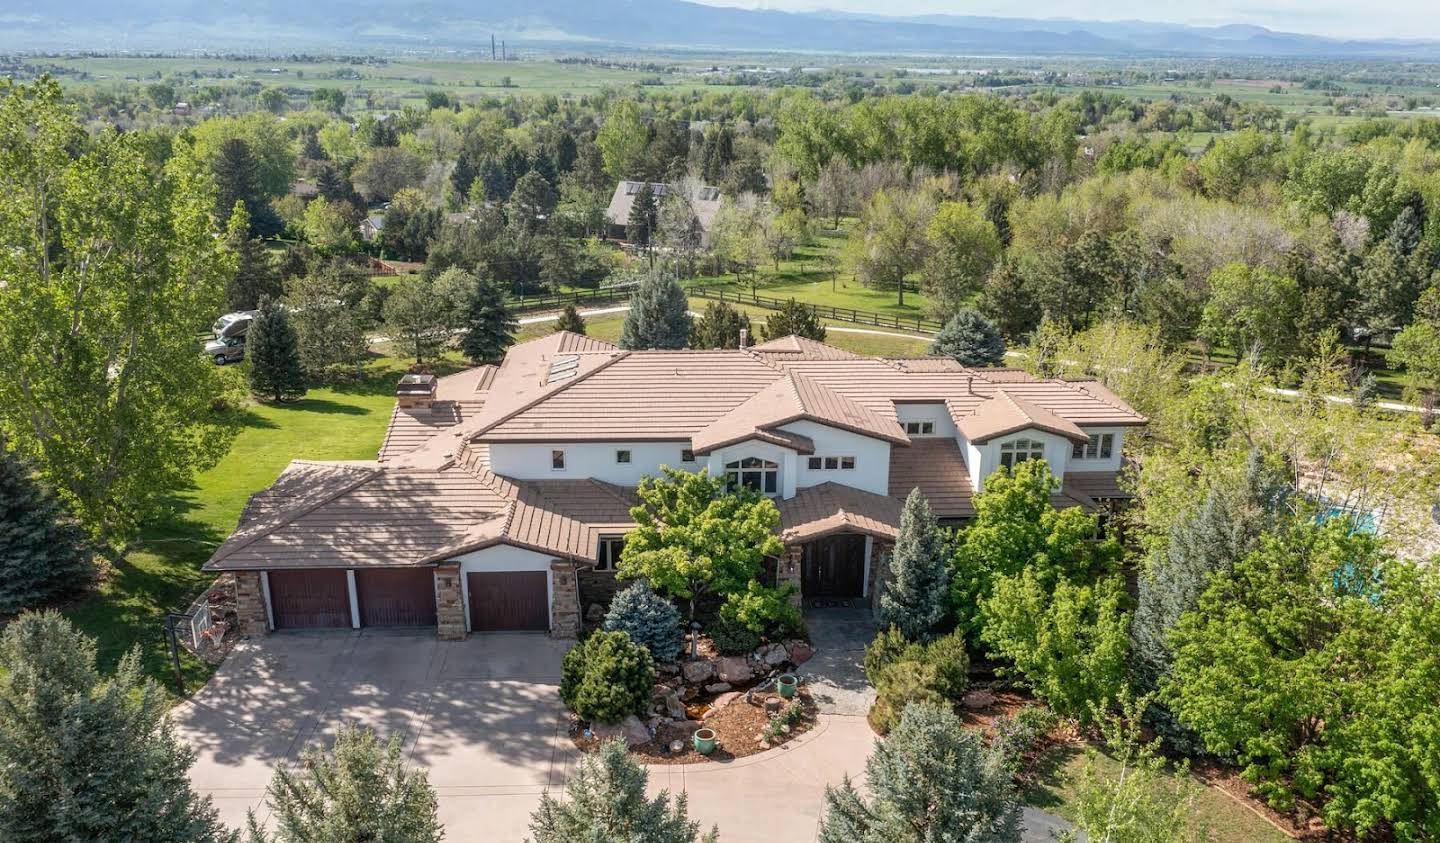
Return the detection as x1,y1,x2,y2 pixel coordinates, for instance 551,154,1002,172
60,353,437,697
1023,743,1291,843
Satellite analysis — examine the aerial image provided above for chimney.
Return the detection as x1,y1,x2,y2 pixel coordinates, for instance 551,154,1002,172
396,372,438,412
738,327,748,349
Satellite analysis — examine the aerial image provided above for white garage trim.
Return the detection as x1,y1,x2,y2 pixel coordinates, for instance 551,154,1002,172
346,570,360,629
862,534,874,598
260,571,275,631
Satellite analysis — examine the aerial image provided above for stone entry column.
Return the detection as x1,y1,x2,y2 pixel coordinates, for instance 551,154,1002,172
778,545,804,606
550,560,581,639
868,539,894,617
434,563,466,641
234,571,270,637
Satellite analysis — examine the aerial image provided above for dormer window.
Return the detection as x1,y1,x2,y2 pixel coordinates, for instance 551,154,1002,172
999,438,1045,469
904,421,936,436
725,457,778,496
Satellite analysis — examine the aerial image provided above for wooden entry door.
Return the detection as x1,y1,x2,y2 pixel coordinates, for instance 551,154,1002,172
802,535,867,598
356,568,438,627
467,571,549,631
268,570,351,629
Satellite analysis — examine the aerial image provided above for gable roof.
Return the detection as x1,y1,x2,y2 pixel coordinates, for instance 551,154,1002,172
749,334,861,361
952,389,1090,445
692,371,908,455
778,482,903,543
605,181,722,232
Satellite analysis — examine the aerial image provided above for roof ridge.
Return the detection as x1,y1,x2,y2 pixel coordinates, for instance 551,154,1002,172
1065,379,1139,418
208,464,381,564
466,349,630,442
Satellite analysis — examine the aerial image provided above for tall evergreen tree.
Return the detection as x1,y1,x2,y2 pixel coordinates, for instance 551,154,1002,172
689,299,752,349
878,488,950,642
529,740,717,843
245,725,440,843
213,136,279,237
223,203,282,312
627,181,659,247
554,304,588,335
247,296,307,402
619,271,690,350
762,298,827,342
0,445,93,615
459,275,518,363
819,702,1021,843
931,309,1007,367
0,612,235,843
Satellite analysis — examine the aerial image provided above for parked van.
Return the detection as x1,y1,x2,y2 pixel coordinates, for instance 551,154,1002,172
212,310,256,339
205,334,246,364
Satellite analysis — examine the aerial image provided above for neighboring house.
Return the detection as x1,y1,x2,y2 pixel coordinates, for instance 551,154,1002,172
173,102,192,116
206,333,1144,640
604,180,722,245
358,215,384,241
289,181,320,201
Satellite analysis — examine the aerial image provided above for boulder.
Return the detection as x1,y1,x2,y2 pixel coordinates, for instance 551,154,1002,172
680,685,698,701
657,662,681,676
593,714,652,747
585,603,606,623
715,655,754,684
681,659,715,684
705,691,741,718
961,690,998,710
651,684,672,699
784,640,815,665
704,681,733,694
664,693,687,720
756,642,788,667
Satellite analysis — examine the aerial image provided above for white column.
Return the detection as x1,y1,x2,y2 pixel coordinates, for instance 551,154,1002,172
460,567,472,633
346,570,361,629
862,535,874,598
260,571,275,631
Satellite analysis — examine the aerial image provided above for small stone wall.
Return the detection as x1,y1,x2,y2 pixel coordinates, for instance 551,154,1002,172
434,564,466,640
234,571,269,637
550,560,581,639
778,546,803,605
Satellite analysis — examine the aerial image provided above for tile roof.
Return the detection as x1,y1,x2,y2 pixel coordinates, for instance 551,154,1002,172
889,438,976,519
750,335,862,361
1064,471,1133,500
605,181,722,232
952,389,1089,444
377,402,470,462
778,482,903,543
692,372,907,454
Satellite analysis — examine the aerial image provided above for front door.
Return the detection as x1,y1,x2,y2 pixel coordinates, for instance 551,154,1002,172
802,534,867,599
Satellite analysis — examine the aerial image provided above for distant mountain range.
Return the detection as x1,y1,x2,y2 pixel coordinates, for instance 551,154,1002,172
3,0,1439,58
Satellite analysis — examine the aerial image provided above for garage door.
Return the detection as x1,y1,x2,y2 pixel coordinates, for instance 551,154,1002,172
356,569,437,627
467,571,548,631
268,570,351,629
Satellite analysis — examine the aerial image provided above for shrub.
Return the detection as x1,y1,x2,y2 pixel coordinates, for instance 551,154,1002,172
864,626,913,686
706,616,761,655
924,631,971,699
991,706,1059,769
871,659,944,735
560,631,656,724
603,580,683,663
865,627,971,734
718,580,801,638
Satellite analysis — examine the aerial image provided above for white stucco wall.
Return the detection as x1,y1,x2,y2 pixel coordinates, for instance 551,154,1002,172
451,543,557,633
1066,427,1127,473
894,402,957,438
968,429,1074,493
782,420,892,496
487,441,698,483
706,440,797,498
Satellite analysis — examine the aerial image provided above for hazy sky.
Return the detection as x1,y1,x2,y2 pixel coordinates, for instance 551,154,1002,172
695,1,1437,40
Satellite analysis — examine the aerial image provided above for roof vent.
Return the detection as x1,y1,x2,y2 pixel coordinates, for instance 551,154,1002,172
546,355,580,384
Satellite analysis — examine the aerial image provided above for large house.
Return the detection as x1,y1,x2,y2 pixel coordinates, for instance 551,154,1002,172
206,333,1144,641
604,181,722,245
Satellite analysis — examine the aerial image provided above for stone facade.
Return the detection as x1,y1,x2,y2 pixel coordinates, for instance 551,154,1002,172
434,563,466,640
777,545,803,605
234,571,270,637
868,539,894,617
550,560,581,639
577,566,621,624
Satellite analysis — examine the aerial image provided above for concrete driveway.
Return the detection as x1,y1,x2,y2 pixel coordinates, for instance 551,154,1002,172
177,627,1069,841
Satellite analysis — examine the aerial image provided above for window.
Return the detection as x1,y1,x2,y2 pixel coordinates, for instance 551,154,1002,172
616,449,631,464
1070,433,1116,460
725,457,778,495
841,456,855,469
999,438,1045,469
807,456,856,471
595,536,625,572
807,457,822,470
681,449,695,463
904,421,936,436
551,450,566,471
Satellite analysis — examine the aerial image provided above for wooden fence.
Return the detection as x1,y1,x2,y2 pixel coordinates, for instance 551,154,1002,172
688,286,942,334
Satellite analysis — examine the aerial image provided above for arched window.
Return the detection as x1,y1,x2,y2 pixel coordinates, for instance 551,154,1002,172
725,457,778,496
999,438,1045,470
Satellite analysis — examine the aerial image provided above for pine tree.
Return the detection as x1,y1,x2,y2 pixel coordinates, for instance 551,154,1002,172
0,612,234,843
878,488,949,642
0,446,93,615
627,181,659,247
619,271,690,350
459,276,518,363
602,580,684,663
529,740,717,843
554,304,588,335
931,309,1007,367
223,203,282,312
245,725,440,843
762,298,827,342
213,137,279,237
247,296,307,402
819,702,1021,843
689,299,752,349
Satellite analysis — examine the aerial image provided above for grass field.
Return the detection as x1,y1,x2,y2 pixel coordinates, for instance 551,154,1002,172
1023,743,1291,842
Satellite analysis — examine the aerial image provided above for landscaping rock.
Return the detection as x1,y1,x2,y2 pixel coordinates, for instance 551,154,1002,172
680,685,698,701
664,693,687,720
715,656,754,684
681,659,715,684
585,603,605,623
657,662,681,676
705,691,740,718
962,690,998,710
756,643,789,667
784,640,815,664
651,683,672,699
704,681,732,694
592,714,651,747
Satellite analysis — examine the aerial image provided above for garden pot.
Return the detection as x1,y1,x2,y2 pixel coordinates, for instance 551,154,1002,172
777,673,798,699
693,727,718,755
